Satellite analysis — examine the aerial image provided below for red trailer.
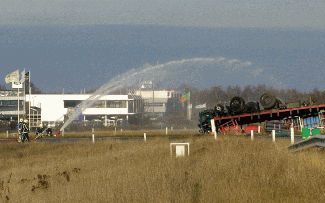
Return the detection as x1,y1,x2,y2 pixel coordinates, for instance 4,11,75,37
212,104,325,134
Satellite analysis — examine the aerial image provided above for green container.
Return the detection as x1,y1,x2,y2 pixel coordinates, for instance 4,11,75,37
312,128,321,136
301,128,310,139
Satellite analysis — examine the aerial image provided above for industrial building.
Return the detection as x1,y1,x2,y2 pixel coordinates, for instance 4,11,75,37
0,80,184,128
0,90,25,120
0,91,144,127
133,81,183,118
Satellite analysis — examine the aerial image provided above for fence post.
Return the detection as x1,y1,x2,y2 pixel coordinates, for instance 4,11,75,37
92,128,95,143
258,125,261,133
290,127,295,144
251,130,254,141
272,130,276,142
214,131,217,140
6,130,9,138
210,119,216,133
144,133,147,142
166,127,168,135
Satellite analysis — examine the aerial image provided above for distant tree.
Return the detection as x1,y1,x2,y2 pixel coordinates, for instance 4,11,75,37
308,89,325,104
226,85,241,98
190,85,325,112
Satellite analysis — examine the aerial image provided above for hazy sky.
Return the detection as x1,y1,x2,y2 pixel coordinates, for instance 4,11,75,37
1,0,325,29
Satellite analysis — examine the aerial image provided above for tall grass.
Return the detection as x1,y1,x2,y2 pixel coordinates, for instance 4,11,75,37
1,135,325,202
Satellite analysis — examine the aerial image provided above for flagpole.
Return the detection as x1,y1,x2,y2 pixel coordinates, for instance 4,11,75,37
28,70,31,130
17,83,20,126
23,69,26,120
187,91,191,120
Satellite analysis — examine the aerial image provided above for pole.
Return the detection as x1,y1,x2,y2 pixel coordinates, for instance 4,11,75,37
22,68,27,124
23,69,26,121
187,91,191,120
28,70,31,130
214,131,217,140
92,128,95,143
251,130,254,141
17,85,20,125
165,127,168,135
104,101,107,127
210,119,216,134
290,127,295,144
272,130,276,142
144,133,147,142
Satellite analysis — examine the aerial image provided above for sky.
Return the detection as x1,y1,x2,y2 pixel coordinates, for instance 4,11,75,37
1,0,325,29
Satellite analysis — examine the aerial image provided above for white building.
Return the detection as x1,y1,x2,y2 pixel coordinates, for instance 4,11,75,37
134,89,181,117
0,90,24,119
26,94,143,125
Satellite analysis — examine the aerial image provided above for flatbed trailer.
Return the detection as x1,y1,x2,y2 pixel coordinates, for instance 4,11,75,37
212,104,325,132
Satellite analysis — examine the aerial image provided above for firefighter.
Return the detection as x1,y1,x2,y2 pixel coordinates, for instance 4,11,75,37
35,124,44,137
22,119,30,142
17,118,24,142
18,119,30,142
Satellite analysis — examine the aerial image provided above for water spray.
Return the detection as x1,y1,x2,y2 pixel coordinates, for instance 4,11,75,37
60,57,280,132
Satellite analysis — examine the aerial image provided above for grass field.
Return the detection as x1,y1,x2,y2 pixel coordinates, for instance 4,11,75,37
1,133,325,202
0,129,199,139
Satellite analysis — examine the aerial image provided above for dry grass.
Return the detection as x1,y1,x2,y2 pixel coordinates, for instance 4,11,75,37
0,129,199,139
1,134,325,202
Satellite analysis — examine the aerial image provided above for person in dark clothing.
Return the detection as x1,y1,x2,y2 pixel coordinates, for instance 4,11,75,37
18,119,30,142
46,128,53,136
17,119,24,142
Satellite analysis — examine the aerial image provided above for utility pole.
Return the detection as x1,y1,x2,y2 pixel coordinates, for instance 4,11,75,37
28,70,31,129
17,85,20,124
187,91,192,120
152,82,155,116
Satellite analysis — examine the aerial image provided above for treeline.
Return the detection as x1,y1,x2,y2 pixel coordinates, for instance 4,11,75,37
190,85,325,108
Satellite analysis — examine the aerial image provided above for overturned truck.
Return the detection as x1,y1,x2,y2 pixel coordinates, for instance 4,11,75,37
198,93,325,134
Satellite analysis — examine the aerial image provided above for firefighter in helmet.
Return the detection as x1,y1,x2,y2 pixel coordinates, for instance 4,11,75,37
18,119,30,142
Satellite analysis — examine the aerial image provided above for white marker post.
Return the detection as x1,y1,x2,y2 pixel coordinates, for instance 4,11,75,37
6,130,9,138
144,133,147,142
210,119,217,140
165,127,168,135
290,127,295,144
251,130,254,141
272,130,276,142
210,119,216,132
170,143,190,157
92,128,95,144
258,125,261,134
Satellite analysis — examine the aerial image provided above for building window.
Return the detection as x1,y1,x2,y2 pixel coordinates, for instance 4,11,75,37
146,102,164,107
93,101,106,108
0,100,24,111
107,101,127,108
64,100,82,108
